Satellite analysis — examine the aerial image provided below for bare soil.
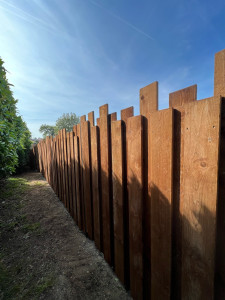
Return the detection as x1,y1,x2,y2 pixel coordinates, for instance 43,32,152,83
0,172,131,300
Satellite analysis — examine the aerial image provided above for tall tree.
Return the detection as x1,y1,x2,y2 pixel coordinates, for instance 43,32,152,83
55,113,80,133
39,124,56,138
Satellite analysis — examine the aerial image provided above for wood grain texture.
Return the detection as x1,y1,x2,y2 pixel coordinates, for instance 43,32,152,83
214,49,225,97
169,85,197,108
127,115,144,300
73,125,77,136
69,131,77,222
97,118,100,126
63,129,69,210
120,106,134,289
121,106,134,123
74,136,82,229
80,115,86,123
66,132,73,216
99,103,113,265
109,112,117,122
77,124,85,231
91,126,101,250
88,111,95,127
215,97,225,299
80,121,93,239
140,81,158,117
149,108,174,300
111,120,125,285
181,97,221,300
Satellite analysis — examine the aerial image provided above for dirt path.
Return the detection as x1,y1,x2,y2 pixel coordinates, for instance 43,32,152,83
0,172,131,300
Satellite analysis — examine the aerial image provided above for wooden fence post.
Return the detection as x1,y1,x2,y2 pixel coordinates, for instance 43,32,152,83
149,108,174,300
127,115,144,300
99,104,114,266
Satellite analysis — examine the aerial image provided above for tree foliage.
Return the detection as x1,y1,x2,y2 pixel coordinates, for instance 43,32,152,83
0,58,31,178
39,113,80,138
39,124,55,138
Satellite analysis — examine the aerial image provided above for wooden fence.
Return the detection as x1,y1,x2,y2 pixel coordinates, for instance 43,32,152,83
31,49,225,299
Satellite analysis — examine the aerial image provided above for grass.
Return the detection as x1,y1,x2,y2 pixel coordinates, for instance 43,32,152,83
0,177,29,199
0,175,53,299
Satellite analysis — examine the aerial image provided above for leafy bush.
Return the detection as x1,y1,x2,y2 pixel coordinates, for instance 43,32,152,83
0,58,31,178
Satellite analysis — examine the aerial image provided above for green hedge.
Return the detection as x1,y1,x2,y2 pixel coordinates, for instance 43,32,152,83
0,58,31,178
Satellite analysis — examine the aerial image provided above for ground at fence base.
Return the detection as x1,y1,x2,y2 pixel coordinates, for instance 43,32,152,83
0,171,131,300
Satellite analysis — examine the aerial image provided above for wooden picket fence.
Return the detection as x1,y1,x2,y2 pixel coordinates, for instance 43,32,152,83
32,49,225,300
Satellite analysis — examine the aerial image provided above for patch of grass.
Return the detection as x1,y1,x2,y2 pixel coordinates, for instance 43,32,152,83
0,177,29,200
0,258,54,300
0,261,21,299
22,222,41,233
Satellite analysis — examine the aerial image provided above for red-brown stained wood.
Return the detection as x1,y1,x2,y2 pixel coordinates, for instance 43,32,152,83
80,115,86,123
88,111,95,127
70,131,77,222
140,81,158,116
99,103,113,265
80,121,93,239
56,134,61,199
91,126,101,250
74,136,82,229
63,129,70,210
215,97,225,299
67,132,73,216
121,106,134,123
149,108,174,300
77,124,85,230
169,85,197,108
120,106,134,289
127,115,144,300
181,98,221,300
109,112,117,122
61,130,66,207
214,49,225,97
112,120,126,285
73,125,77,136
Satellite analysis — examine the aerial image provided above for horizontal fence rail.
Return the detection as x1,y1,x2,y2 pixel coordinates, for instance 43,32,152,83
31,49,225,299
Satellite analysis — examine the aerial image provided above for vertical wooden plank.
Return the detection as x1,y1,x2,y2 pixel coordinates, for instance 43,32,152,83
215,97,225,299
74,136,82,229
80,115,86,123
80,121,93,239
214,49,225,97
70,131,77,222
109,112,117,122
77,123,85,230
61,130,66,206
149,108,174,300
140,82,158,298
169,85,197,108
121,106,134,123
140,81,158,116
88,111,95,127
121,106,134,289
127,115,144,300
97,118,100,126
99,104,113,266
91,126,101,250
63,129,69,210
67,132,73,216
181,98,221,299
73,125,77,136
112,120,126,285
56,134,61,199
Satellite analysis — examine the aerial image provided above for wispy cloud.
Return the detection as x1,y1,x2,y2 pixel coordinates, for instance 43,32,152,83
87,0,154,41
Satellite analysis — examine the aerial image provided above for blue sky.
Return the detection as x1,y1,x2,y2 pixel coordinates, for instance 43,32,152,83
1,0,225,138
